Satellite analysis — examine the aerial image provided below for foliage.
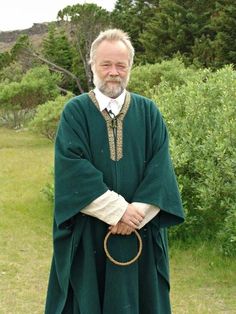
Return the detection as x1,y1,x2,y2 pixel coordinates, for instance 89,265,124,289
0,61,25,83
150,65,236,242
211,2,236,68
41,182,54,202
139,0,218,64
1,0,236,92
42,24,77,92
42,24,74,71
112,0,236,68
10,34,37,71
10,34,32,59
0,66,60,128
0,51,12,71
40,166,54,202
129,59,236,243
111,0,158,62
58,3,111,90
30,93,73,140
217,210,236,257
128,58,209,96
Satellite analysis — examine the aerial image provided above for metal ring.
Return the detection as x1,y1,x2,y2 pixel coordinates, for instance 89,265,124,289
104,230,143,266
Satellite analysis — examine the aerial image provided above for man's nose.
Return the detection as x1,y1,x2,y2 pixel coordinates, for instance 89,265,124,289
109,64,119,76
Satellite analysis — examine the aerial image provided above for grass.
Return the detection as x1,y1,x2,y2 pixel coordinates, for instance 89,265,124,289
170,242,236,313
0,128,53,314
0,127,235,313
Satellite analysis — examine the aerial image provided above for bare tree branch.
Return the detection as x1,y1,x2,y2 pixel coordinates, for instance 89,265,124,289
30,51,84,94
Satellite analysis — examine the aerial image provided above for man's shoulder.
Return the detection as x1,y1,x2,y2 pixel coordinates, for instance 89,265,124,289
63,93,92,113
130,92,158,111
130,92,151,102
66,92,91,106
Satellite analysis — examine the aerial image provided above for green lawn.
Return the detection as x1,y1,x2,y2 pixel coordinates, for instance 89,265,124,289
0,128,53,313
0,128,235,313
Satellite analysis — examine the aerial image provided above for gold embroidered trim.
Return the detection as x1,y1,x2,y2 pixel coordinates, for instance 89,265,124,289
88,90,131,161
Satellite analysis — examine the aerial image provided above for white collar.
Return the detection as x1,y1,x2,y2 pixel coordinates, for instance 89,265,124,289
94,87,126,113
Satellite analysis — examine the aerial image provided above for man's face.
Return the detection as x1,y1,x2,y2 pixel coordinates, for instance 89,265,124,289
92,40,131,98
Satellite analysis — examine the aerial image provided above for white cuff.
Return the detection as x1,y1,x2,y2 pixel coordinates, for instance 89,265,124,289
132,202,160,229
80,190,128,225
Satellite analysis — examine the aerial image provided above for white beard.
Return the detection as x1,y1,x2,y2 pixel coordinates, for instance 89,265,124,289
93,71,130,98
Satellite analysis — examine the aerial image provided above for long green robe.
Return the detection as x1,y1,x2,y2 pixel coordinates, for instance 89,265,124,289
45,91,185,314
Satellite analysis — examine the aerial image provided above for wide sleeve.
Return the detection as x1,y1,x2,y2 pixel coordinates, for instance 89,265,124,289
132,103,185,228
80,190,128,225
54,99,108,228
132,202,160,229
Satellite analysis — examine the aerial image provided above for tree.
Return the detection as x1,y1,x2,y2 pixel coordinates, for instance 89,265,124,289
0,62,24,83
8,32,84,94
58,3,111,89
192,35,216,68
42,24,78,91
139,0,236,67
0,51,12,71
140,0,200,63
111,0,159,62
110,0,136,46
42,24,74,71
212,2,236,67
190,0,236,68
31,51,84,94
10,34,36,71
30,93,73,141
0,66,60,128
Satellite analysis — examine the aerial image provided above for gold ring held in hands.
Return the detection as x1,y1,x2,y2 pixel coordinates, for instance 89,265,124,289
104,229,143,266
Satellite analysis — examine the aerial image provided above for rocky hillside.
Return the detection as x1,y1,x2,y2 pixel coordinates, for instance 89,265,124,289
0,23,50,52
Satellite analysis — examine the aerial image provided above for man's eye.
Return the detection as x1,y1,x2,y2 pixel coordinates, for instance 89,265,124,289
117,65,127,70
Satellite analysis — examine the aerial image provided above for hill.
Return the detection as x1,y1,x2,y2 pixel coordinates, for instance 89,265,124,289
0,22,50,52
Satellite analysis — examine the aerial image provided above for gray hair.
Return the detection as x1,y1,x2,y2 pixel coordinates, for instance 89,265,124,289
89,29,135,67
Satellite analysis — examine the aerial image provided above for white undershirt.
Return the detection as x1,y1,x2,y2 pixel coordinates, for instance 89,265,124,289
80,88,160,228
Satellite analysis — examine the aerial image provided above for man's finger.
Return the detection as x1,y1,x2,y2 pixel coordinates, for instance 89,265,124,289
110,225,118,234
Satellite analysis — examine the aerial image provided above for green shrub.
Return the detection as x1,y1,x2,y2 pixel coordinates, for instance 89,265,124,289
0,66,60,128
41,182,54,202
30,93,73,140
0,61,24,83
152,65,236,241
128,58,209,97
217,210,236,257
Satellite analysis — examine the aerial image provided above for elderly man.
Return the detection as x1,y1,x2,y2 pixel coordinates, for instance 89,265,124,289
45,29,184,314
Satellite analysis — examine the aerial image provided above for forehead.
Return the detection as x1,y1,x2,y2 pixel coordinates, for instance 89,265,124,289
95,40,129,63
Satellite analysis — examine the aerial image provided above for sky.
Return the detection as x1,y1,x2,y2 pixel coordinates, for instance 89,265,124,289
0,0,117,32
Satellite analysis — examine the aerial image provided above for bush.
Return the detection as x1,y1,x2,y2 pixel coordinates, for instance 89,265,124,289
128,58,210,97
0,61,24,83
152,65,236,241
30,93,73,141
217,210,236,257
0,66,60,128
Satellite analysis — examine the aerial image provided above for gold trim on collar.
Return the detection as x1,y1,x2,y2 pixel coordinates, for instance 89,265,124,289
88,91,131,161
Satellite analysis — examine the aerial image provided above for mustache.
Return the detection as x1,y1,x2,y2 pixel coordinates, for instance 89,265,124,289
105,76,122,82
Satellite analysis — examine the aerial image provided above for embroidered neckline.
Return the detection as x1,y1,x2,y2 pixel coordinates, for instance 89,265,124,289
88,90,131,161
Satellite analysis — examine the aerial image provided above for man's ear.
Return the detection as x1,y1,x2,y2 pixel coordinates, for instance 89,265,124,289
90,63,95,74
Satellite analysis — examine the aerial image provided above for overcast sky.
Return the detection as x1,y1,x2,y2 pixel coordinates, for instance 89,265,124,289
0,0,116,31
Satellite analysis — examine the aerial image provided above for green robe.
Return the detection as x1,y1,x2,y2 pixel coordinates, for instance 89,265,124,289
45,91,185,314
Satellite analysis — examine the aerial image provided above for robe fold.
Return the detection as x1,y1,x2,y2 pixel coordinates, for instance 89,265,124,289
45,92,185,314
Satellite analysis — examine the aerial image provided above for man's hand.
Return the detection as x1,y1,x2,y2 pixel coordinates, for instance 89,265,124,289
121,204,145,228
109,221,135,235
